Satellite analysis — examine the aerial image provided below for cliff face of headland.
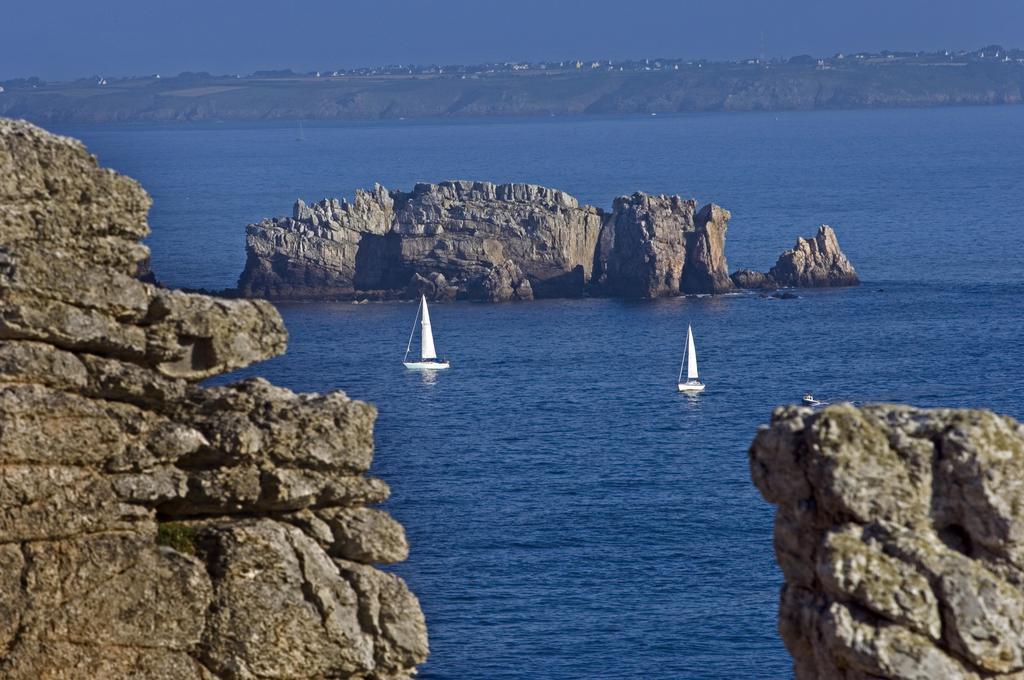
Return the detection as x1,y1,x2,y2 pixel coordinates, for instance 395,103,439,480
751,404,1024,679
0,118,427,677
239,182,857,302
3,58,1024,124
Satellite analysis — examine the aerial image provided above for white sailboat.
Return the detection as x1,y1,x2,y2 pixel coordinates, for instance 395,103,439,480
677,324,705,392
403,295,450,370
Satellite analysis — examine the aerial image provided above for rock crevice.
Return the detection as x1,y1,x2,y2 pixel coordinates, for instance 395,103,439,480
0,118,427,678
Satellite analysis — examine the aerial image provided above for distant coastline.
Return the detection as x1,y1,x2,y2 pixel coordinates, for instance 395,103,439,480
3,45,1023,124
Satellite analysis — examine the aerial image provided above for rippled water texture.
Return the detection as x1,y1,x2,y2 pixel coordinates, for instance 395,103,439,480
55,107,1024,678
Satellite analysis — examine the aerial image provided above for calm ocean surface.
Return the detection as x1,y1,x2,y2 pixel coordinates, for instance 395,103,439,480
52,108,1024,678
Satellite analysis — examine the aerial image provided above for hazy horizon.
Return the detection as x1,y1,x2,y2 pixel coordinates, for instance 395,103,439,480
4,0,1024,81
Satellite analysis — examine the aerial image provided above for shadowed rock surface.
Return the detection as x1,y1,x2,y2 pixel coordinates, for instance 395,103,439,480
590,193,733,297
240,183,737,301
591,193,692,298
729,268,777,290
681,203,735,294
750,403,1024,679
0,118,427,678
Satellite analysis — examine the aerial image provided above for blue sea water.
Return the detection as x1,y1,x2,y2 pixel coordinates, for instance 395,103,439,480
50,108,1024,679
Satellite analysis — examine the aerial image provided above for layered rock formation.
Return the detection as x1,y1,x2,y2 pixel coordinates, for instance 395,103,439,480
751,403,1024,679
0,118,427,677
239,182,737,301
732,225,859,290
682,203,735,294
240,181,603,302
591,193,695,298
591,194,735,297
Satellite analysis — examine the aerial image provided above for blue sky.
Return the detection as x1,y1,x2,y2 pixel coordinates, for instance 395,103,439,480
3,0,1023,80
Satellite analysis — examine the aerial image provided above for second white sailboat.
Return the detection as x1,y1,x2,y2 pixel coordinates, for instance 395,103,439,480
677,324,705,392
403,295,450,370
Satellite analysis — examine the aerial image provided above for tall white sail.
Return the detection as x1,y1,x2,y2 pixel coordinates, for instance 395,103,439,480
686,324,699,380
419,295,437,360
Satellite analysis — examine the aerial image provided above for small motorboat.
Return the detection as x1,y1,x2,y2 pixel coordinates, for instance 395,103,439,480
403,295,450,370
802,393,821,406
677,324,706,393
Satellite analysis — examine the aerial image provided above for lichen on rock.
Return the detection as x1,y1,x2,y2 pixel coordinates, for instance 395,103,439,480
0,118,427,678
751,403,1024,679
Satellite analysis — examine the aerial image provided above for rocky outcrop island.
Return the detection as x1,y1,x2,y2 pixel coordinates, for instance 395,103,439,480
0,119,427,676
238,181,858,302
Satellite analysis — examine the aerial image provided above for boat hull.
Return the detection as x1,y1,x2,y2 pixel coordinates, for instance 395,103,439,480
677,382,706,393
404,360,450,370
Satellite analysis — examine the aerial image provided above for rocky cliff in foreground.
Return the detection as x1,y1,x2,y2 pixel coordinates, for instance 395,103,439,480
0,119,427,677
751,403,1024,679
241,181,852,302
